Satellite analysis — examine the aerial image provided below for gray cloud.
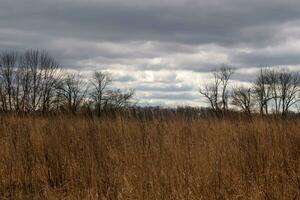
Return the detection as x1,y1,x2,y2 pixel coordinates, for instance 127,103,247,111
1,0,300,106
136,83,194,93
2,0,300,45
233,52,300,66
142,91,197,101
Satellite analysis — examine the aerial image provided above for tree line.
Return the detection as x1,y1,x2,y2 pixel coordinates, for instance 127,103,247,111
0,49,299,117
199,66,300,116
0,50,134,115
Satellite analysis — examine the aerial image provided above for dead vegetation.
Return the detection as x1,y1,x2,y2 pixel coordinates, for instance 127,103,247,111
0,114,299,199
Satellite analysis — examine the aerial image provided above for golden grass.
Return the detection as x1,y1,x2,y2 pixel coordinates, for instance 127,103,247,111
0,115,299,199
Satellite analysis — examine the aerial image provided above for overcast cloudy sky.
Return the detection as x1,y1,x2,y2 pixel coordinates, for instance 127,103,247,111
1,0,300,106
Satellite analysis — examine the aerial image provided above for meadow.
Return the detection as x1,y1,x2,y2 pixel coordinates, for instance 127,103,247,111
0,114,299,199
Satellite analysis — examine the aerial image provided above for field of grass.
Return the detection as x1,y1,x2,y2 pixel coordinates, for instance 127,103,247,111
0,114,299,199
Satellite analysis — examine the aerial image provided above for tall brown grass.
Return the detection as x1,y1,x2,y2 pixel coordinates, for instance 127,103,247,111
0,114,299,199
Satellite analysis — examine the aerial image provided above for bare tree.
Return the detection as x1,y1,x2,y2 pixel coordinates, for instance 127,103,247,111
219,66,234,111
0,51,18,111
39,53,62,112
253,68,272,115
89,71,112,116
199,66,234,113
199,82,220,112
18,53,32,112
231,85,254,114
265,69,281,114
89,71,135,116
277,70,300,115
106,89,135,110
0,50,136,115
254,68,300,116
16,50,62,112
23,50,43,111
58,73,88,114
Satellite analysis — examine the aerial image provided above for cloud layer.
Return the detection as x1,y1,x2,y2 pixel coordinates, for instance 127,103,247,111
1,0,300,106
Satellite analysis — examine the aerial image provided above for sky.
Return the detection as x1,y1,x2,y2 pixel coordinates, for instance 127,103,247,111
1,0,300,107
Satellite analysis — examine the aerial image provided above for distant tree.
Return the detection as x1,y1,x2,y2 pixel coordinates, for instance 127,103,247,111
265,69,280,114
199,66,234,113
199,81,220,112
39,53,62,112
219,66,234,111
22,50,43,111
0,49,135,115
89,71,112,117
89,71,135,116
253,68,300,116
231,85,254,114
18,50,62,112
106,88,135,110
58,73,88,113
278,70,300,115
253,68,272,115
0,51,18,111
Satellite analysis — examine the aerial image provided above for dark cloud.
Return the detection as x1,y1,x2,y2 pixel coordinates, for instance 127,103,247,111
233,52,300,67
1,0,300,46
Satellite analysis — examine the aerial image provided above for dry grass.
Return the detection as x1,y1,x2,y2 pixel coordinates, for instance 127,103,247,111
0,115,299,199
